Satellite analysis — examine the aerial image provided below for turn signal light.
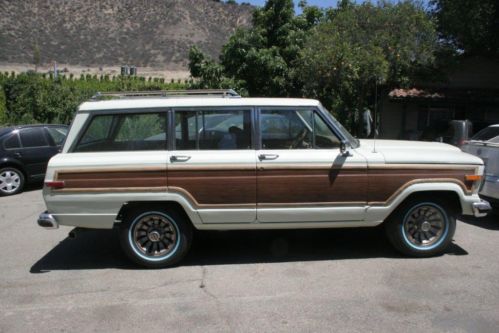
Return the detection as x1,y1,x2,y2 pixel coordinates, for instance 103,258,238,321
465,175,482,182
45,181,65,189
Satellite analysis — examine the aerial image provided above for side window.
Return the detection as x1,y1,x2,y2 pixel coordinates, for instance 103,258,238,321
175,109,252,150
74,112,167,152
3,133,21,149
19,128,49,148
260,109,340,149
46,127,68,145
313,113,341,148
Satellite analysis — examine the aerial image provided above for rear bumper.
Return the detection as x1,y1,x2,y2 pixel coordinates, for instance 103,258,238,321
37,211,59,229
472,200,492,218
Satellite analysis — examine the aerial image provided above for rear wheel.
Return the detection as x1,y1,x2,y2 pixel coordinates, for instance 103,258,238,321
0,167,25,196
385,199,456,257
119,206,192,268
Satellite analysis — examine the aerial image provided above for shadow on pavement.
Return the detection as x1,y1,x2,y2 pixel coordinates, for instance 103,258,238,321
30,227,468,272
459,213,499,231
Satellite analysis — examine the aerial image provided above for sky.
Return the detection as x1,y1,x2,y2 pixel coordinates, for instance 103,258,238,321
235,1,430,14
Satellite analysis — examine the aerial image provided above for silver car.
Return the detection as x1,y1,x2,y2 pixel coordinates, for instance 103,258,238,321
462,124,499,209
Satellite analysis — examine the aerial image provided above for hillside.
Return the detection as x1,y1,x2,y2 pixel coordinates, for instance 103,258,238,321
0,0,253,69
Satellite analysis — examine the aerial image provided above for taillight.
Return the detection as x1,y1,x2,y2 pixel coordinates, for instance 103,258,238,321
45,181,65,189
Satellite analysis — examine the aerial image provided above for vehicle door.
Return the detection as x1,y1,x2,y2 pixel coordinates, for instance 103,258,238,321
18,127,57,179
169,107,256,223
256,107,368,223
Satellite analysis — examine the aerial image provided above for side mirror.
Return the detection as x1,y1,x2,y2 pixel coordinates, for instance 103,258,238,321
340,140,352,156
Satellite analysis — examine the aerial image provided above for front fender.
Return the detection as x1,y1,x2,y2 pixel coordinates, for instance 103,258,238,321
365,182,476,224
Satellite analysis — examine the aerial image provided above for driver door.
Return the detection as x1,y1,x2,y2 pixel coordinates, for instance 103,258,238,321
256,107,367,223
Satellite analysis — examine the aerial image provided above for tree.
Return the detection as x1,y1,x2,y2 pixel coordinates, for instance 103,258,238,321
190,0,317,96
432,0,499,57
298,1,438,128
188,0,438,132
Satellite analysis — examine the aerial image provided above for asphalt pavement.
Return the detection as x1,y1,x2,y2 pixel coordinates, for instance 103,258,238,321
1,188,498,332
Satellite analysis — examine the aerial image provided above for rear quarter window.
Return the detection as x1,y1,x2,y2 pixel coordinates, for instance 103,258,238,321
3,133,21,149
74,112,167,152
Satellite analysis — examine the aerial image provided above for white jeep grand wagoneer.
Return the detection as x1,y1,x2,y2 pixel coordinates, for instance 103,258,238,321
37,90,491,267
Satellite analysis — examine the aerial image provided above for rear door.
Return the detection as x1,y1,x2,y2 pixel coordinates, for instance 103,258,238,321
169,107,256,223
18,127,57,179
256,107,368,223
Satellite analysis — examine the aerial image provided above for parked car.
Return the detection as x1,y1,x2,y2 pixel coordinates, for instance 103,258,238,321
0,124,68,196
461,124,499,209
37,90,491,268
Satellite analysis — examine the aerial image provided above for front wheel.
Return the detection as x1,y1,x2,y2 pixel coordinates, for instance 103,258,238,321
385,199,456,257
119,207,192,268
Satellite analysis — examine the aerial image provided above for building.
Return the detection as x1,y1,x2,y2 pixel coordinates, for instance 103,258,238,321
379,57,499,140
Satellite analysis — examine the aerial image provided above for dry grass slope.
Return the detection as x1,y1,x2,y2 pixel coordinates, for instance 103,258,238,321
0,0,253,69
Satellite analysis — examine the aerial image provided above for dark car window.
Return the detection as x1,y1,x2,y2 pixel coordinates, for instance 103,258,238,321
260,109,340,149
74,112,167,152
19,128,49,148
46,127,68,145
3,133,21,149
471,126,499,142
175,109,252,150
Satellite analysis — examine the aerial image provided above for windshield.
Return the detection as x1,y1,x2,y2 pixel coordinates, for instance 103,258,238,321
318,105,359,148
471,126,499,142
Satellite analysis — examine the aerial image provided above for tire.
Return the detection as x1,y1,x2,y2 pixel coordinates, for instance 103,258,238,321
0,167,25,196
385,198,456,257
119,206,192,268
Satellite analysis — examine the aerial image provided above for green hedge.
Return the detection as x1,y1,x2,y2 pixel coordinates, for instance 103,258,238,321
0,72,188,126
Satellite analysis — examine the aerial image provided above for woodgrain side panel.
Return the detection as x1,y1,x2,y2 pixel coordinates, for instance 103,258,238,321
368,167,474,203
53,165,476,207
56,169,167,189
257,168,368,204
168,169,256,205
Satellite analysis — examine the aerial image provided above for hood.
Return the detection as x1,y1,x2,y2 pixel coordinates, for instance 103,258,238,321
359,139,483,165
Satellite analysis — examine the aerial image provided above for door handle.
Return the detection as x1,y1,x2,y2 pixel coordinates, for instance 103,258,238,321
258,154,279,161
170,155,191,162
14,152,22,158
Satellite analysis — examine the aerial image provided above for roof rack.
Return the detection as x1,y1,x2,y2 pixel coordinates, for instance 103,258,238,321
90,89,240,100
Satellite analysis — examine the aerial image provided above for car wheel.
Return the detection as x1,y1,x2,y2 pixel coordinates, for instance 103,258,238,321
0,167,25,196
119,206,192,268
385,199,456,257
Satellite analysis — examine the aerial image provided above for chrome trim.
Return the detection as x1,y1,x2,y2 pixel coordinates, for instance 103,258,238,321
37,211,59,229
472,200,492,217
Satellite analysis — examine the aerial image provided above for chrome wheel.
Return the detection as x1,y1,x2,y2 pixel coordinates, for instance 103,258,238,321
129,212,179,261
402,203,448,249
0,169,22,194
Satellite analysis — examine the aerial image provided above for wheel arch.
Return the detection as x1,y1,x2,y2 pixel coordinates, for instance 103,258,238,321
386,190,462,221
115,200,200,229
367,182,467,224
0,159,27,179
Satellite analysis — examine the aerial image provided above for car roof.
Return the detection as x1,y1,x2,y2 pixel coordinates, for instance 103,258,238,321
0,124,68,137
78,97,322,112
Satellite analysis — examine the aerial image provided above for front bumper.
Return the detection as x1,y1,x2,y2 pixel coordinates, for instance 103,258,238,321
472,200,492,218
37,211,59,229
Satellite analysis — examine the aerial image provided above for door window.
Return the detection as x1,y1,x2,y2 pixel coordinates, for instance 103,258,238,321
46,127,68,145
74,112,167,152
19,128,49,148
3,133,21,149
260,109,340,149
175,109,252,150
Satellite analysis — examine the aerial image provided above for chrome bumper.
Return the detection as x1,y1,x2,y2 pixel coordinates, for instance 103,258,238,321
37,211,59,229
472,200,492,218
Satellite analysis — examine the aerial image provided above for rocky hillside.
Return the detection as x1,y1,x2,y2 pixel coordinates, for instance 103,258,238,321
0,0,253,69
